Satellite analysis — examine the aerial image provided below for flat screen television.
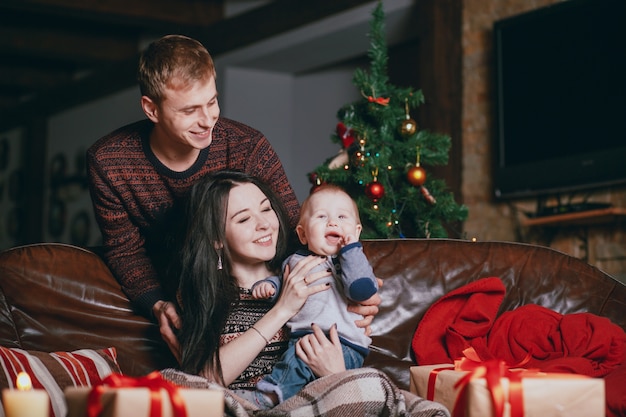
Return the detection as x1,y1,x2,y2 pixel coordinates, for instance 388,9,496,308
492,0,626,202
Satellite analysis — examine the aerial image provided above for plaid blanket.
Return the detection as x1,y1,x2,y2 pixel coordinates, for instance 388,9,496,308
160,368,450,417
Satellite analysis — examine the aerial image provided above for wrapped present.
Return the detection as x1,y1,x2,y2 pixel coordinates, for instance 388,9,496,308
410,349,605,417
64,372,224,417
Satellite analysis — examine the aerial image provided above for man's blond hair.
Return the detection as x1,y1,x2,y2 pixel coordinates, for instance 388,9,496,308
138,34,216,104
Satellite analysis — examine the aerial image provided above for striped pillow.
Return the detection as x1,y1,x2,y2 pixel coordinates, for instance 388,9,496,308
0,346,121,417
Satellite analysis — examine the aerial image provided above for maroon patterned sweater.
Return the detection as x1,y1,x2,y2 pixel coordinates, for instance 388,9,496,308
222,288,289,390
87,117,300,316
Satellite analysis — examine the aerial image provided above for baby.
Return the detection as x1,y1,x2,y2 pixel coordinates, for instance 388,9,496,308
252,184,378,404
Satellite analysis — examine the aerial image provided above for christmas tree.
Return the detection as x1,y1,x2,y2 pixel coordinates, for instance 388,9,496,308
308,1,468,239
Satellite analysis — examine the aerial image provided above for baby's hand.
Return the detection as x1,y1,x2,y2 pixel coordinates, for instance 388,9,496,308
252,282,276,299
342,234,357,246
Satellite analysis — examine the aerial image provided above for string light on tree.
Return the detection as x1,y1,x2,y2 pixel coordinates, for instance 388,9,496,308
351,133,368,167
386,210,399,229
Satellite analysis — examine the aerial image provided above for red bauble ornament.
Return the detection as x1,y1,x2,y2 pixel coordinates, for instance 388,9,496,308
365,181,385,202
407,165,426,186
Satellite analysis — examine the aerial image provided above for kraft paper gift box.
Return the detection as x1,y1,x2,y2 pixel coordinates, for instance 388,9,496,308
65,387,224,417
409,364,605,417
64,372,224,417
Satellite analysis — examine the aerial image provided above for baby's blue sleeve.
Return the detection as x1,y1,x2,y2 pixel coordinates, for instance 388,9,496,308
337,242,378,302
251,275,282,303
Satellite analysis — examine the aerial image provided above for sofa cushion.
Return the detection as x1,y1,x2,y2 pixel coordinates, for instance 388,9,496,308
0,346,121,417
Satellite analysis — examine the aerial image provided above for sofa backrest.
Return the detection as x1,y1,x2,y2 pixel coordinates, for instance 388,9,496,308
0,239,623,380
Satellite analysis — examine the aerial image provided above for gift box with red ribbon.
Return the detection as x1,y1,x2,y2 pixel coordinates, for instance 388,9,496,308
409,349,605,417
64,372,224,417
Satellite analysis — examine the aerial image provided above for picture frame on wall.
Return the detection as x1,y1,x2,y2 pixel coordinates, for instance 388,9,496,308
48,199,66,238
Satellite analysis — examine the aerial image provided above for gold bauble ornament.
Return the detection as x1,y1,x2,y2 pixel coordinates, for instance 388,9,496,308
407,164,426,186
400,98,418,136
400,118,418,136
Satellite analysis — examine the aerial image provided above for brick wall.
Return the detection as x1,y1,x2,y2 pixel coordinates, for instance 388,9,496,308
460,0,626,280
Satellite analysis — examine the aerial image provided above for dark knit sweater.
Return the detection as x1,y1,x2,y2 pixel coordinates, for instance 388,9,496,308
222,288,289,390
87,117,300,315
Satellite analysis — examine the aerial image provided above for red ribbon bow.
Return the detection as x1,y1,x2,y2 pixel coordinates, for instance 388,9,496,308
427,348,532,417
86,372,187,417
367,95,390,105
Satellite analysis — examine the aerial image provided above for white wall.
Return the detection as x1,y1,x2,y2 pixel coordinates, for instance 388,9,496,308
220,67,296,191
292,67,362,200
219,66,361,202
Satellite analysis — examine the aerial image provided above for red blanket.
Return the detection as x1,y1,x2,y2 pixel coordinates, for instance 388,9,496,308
411,277,626,416
411,277,625,374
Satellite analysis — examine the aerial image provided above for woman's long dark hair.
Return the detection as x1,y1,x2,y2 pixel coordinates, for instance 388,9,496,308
177,170,293,384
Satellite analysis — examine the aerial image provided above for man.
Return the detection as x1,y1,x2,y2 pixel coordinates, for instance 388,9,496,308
87,35,379,360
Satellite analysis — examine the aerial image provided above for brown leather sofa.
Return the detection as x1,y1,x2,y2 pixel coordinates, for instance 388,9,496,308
1,239,624,411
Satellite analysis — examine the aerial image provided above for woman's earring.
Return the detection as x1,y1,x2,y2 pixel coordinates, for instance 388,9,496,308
217,253,223,270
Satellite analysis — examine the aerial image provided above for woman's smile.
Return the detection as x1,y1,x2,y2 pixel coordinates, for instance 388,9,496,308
255,235,273,245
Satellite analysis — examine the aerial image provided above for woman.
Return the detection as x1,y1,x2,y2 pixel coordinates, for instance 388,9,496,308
174,170,449,416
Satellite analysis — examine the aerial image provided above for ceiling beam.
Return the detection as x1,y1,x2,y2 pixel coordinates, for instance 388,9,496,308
190,0,376,55
0,0,224,28
0,25,139,65
0,64,72,89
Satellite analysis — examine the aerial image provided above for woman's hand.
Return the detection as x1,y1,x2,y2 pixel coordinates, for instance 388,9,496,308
153,300,182,363
296,323,346,377
274,255,331,319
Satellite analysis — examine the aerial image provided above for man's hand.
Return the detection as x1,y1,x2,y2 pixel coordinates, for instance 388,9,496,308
153,300,182,363
347,278,383,336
